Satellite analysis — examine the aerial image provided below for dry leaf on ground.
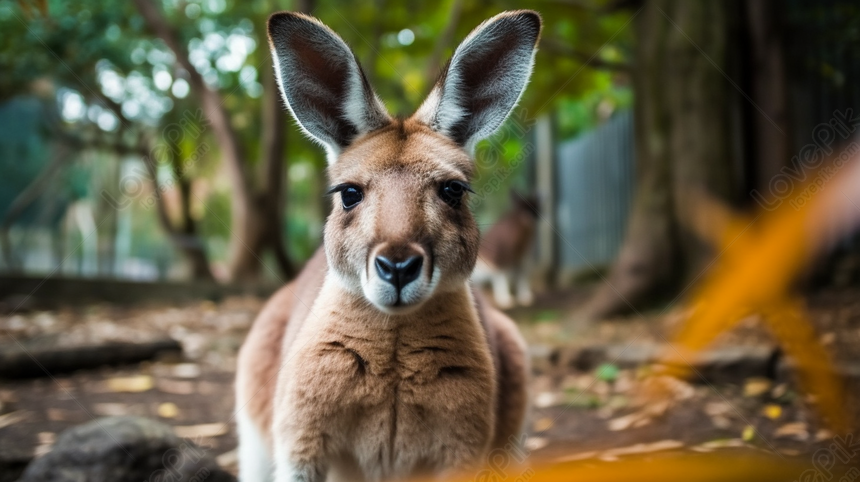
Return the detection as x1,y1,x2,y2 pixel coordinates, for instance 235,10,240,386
0,410,29,429
157,402,179,418
774,422,809,440
174,422,228,439
104,375,154,393
599,440,684,461
743,377,773,397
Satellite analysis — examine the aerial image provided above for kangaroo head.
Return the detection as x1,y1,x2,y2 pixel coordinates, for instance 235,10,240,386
268,10,541,314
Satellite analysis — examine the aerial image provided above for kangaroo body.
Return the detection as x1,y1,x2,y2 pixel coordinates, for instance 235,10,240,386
237,248,528,481
473,195,540,308
235,10,541,482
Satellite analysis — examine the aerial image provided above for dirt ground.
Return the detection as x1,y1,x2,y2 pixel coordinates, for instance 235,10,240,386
1,286,859,480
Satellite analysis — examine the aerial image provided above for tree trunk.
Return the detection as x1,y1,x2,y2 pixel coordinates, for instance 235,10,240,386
225,2,303,282
172,154,214,280
745,0,789,190
142,138,214,281
584,0,742,318
135,0,302,282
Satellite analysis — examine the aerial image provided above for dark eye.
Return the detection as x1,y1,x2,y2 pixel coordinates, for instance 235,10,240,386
439,180,472,208
340,186,363,210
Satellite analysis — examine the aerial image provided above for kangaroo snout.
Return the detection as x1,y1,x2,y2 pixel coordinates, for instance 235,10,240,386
366,243,430,310
375,254,423,291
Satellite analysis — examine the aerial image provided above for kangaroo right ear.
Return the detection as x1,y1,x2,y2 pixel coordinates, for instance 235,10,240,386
413,10,542,153
268,12,391,164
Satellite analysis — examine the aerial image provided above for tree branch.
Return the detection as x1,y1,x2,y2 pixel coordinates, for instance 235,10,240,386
132,0,251,207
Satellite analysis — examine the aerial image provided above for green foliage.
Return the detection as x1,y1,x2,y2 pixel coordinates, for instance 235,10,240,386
0,0,634,270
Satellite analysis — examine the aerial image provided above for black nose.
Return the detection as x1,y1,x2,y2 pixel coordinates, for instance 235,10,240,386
375,255,423,290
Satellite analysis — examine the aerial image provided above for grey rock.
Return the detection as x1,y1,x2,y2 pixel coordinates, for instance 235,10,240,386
19,416,235,482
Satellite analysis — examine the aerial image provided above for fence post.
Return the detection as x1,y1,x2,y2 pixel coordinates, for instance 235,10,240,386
534,114,557,290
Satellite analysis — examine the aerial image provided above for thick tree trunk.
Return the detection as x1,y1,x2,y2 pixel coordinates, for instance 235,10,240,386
584,0,741,318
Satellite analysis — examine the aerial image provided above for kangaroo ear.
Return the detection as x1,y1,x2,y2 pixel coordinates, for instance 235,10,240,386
413,10,542,153
268,12,391,163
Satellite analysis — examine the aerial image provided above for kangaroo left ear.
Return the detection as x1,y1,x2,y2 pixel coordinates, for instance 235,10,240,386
268,12,391,164
412,10,542,153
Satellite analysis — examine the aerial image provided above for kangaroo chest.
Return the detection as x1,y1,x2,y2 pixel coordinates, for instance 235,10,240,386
279,306,496,480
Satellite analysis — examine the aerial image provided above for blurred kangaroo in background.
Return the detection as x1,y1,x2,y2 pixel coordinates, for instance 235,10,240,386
235,10,541,482
473,194,540,309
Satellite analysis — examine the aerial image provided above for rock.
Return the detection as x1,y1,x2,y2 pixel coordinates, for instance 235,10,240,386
19,416,235,482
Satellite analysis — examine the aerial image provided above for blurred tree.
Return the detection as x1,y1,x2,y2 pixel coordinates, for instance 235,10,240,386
0,0,218,278
584,0,791,318
131,0,318,281
2,0,635,282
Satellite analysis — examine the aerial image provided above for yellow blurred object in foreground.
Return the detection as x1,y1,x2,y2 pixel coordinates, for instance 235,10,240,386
658,155,860,431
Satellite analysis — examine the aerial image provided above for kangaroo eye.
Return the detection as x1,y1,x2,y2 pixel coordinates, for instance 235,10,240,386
439,180,472,208
340,186,363,210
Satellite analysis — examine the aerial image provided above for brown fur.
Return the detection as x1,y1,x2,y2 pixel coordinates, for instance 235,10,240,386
236,122,529,480
238,10,540,481
479,196,539,271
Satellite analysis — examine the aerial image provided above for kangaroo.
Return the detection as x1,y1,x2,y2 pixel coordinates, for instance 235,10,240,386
473,194,540,309
235,10,541,482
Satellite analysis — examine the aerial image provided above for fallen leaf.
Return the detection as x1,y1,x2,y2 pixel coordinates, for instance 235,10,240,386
613,372,634,393
763,404,782,420
0,410,29,429
156,379,195,395
600,440,684,460
534,392,560,409
607,395,629,410
771,383,788,399
774,422,809,440
197,381,220,395
47,408,82,422
608,412,641,431
608,401,669,431
554,451,598,463
710,415,731,429
34,432,55,458
0,390,17,403
174,423,228,439
524,437,548,451
158,402,179,419
533,417,553,432
742,425,756,441
105,375,154,393
171,363,201,379
93,403,132,417
692,438,745,452
704,401,732,417
743,377,772,397
216,449,238,469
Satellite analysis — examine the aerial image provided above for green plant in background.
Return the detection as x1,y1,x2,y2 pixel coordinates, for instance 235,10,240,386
0,0,633,281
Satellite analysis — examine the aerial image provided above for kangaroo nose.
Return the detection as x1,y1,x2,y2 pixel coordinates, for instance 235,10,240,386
375,255,423,290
